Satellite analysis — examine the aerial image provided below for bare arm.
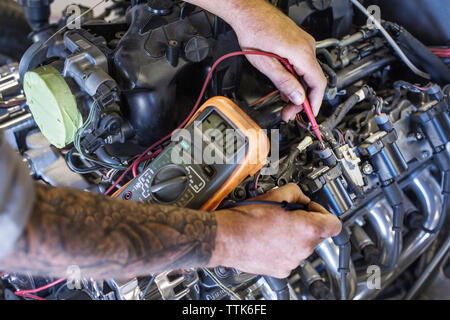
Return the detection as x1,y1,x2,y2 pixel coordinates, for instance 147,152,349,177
1,183,217,279
1,183,340,279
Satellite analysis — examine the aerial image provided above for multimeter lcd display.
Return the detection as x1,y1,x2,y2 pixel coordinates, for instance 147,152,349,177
201,111,245,159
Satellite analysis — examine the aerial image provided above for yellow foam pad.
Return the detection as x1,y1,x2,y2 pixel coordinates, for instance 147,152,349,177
23,65,82,148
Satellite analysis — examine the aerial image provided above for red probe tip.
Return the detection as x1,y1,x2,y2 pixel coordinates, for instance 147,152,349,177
301,98,324,145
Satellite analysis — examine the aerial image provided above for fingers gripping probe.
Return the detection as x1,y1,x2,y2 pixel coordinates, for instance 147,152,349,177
282,62,325,147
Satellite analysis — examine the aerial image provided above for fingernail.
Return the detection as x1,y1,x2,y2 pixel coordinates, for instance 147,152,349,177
288,90,304,106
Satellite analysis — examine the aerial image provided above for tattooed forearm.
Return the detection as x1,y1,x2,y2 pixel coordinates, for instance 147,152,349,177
0,183,217,279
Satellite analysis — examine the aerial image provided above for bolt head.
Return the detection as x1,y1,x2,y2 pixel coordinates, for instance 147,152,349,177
415,132,423,141
362,163,374,175
421,150,430,159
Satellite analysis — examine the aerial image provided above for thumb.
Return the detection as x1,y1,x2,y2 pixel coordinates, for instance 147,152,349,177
246,55,306,106
281,104,303,122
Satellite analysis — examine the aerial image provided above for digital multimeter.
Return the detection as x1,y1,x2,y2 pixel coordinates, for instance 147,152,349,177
114,96,270,210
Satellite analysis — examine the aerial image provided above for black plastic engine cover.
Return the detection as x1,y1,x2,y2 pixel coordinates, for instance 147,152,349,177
113,3,217,147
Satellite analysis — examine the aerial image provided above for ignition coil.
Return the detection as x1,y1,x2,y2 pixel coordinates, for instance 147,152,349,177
358,114,408,270
412,99,450,233
299,148,352,299
300,163,353,216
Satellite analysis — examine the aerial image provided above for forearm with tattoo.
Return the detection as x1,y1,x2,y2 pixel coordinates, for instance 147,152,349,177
0,183,217,279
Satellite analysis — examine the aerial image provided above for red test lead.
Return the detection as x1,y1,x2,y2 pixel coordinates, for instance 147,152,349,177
301,96,324,147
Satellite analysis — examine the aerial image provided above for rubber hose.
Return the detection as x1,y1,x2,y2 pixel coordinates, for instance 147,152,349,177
317,48,340,69
319,61,337,88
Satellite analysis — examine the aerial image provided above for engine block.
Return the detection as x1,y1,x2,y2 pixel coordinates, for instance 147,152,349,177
0,0,449,300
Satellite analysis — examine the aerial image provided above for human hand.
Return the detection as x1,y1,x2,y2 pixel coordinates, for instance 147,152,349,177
229,1,327,120
209,183,341,278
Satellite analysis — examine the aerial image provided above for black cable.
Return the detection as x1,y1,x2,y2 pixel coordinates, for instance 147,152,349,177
322,86,375,130
378,182,405,271
380,226,401,272
65,149,103,174
423,170,449,234
278,146,301,178
54,282,68,300
226,200,307,211
319,126,340,149
331,227,351,300
387,22,450,84
387,80,427,112
140,275,155,301
339,270,347,300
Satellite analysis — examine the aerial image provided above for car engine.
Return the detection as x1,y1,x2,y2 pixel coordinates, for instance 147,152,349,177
0,0,449,300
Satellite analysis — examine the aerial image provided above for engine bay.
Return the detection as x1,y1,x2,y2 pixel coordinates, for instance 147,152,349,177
0,0,449,300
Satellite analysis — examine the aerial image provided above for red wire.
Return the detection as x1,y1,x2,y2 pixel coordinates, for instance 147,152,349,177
434,52,450,58
249,90,280,107
14,278,66,300
131,148,162,177
0,271,47,300
430,48,450,52
17,293,47,300
429,48,450,58
253,171,261,190
104,50,316,195
0,100,27,108
104,164,133,195
335,129,345,144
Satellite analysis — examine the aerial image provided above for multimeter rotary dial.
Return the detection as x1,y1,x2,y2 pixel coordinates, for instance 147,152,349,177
150,165,188,204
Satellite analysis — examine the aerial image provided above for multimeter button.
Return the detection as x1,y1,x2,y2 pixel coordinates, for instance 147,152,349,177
202,165,215,177
151,165,187,203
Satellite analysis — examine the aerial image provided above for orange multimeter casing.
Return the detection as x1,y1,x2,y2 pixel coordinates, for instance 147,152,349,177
114,96,270,211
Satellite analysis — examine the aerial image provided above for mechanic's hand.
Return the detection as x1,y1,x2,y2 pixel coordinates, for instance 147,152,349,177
230,1,327,120
209,183,341,278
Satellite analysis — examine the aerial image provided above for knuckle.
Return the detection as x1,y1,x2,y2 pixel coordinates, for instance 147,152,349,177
332,220,343,235
306,246,315,257
277,270,291,278
263,188,281,201
283,183,301,198
303,243,316,257
286,182,300,190
320,72,327,84
288,260,300,270
320,75,328,88
305,223,321,238
307,36,316,48
300,33,316,49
